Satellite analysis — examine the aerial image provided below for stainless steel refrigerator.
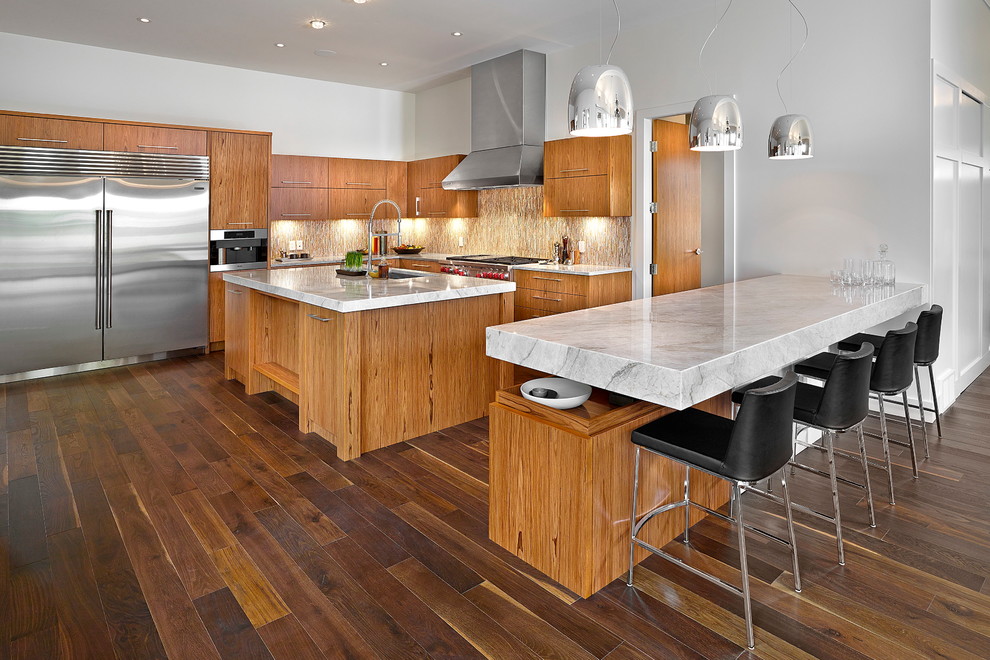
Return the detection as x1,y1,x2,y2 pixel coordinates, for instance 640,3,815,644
0,146,209,382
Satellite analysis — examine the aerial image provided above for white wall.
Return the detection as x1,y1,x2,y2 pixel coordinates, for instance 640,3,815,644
700,152,725,287
932,0,990,94
413,76,472,160
0,32,415,159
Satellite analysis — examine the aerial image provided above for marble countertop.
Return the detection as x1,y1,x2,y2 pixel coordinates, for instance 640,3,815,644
510,263,631,276
224,266,514,313
272,253,629,276
271,252,454,267
486,275,928,410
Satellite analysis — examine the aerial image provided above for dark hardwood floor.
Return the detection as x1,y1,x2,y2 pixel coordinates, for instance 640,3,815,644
3,351,990,659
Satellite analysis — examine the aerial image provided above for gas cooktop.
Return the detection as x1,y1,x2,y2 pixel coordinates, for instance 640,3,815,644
450,254,543,266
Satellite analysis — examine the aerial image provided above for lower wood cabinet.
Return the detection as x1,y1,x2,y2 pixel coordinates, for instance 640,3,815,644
512,270,631,320
396,258,441,273
223,282,251,381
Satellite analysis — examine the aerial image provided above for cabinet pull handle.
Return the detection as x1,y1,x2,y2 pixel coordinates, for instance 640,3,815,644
345,182,372,186
226,289,243,295
559,168,589,173
307,313,332,322
346,213,372,216
281,213,312,217
228,222,254,226
559,209,590,213
533,295,561,302
280,180,312,185
415,196,420,216
17,137,68,143
427,211,447,216
137,144,178,149
533,276,561,282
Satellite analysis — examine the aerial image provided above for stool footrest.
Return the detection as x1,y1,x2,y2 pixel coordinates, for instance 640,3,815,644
632,537,744,597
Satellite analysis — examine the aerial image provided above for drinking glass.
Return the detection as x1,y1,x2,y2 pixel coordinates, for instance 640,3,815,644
880,261,896,286
844,258,864,286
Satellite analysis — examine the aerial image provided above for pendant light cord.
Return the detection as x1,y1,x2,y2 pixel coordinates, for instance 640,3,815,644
776,0,809,113
698,0,736,94
605,0,620,64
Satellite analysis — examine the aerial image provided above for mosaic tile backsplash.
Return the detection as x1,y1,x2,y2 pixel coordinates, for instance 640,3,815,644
270,187,631,266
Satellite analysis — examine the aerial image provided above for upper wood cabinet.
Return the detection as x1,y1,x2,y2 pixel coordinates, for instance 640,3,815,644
270,188,328,222
104,124,207,155
542,135,631,217
328,188,399,219
271,155,328,188
328,157,387,190
0,114,104,150
407,155,478,218
209,131,271,230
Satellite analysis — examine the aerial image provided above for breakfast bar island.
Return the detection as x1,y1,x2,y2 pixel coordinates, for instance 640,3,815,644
223,266,514,460
485,275,927,597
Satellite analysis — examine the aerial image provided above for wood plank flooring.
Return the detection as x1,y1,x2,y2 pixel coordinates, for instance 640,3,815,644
3,351,990,658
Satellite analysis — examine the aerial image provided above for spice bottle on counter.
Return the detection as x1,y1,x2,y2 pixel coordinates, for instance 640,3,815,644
377,257,390,279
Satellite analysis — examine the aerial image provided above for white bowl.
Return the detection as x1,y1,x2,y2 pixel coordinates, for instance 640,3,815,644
520,377,593,410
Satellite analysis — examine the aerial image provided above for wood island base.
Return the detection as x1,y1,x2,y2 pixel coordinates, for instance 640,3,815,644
489,384,731,598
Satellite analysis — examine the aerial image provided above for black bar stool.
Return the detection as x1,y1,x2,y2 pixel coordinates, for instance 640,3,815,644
732,343,876,566
795,323,918,504
837,304,943,455
627,373,800,650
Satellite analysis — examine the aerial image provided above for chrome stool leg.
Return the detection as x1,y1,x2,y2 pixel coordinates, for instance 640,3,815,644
857,424,877,527
734,483,755,650
823,430,845,565
683,465,691,544
779,474,801,592
877,395,896,505
928,364,943,438
914,366,930,458
627,447,641,586
902,391,919,478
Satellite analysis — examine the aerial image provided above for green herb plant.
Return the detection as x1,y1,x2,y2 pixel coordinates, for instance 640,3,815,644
344,251,364,271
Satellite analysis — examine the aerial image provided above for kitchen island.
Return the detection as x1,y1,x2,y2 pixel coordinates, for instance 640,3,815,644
223,267,514,460
484,275,927,596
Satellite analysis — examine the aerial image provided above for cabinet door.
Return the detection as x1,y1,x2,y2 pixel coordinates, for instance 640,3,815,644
224,283,250,380
104,124,207,155
400,259,441,273
544,137,609,178
385,161,407,217
0,114,104,150
271,155,328,187
543,175,610,217
209,132,271,229
270,188,328,221
209,272,225,344
328,158,387,189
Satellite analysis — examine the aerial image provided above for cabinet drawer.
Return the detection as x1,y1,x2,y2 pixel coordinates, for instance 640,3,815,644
544,137,609,178
272,155,328,187
104,124,207,155
513,270,589,296
543,175,611,217
270,188,328,221
328,157,387,189
399,259,441,273
513,305,550,321
0,115,104,150
515,287,587,314
329,188,399,219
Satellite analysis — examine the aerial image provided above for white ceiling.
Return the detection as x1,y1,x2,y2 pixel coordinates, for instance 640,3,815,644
0,0,699,92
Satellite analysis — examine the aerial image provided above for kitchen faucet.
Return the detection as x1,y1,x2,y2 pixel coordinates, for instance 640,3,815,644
366,199,402,262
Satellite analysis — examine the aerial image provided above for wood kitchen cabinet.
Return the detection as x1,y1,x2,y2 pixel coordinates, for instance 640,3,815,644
223,281,251,382
543,135,631,217
512,269,631,320
329,188,401,219
209,131,271,230
328,157,387,190
104,124,207,155
407,155,478,218
270,188,328,221
271,154,329,188
0,114,104,150
396,258,442,273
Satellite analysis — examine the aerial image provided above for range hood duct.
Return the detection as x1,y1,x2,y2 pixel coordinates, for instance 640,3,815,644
442,49,546,190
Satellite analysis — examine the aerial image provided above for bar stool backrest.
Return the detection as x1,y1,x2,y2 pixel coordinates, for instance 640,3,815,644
723,372,798,482
871,322,918,394
813,343,874,430
915,305,943,365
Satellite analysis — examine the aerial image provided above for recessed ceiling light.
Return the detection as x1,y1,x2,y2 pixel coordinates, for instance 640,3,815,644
137,17,151,23
352,0,368,4
380,62,388,67
275,43,285,48
309,19,327,29
314,49,337,57
451,31,462,37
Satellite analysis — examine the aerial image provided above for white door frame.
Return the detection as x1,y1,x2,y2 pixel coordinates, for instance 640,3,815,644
631,100,737,299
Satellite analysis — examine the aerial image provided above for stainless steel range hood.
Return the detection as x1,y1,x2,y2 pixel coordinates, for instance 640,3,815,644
442,50,546,190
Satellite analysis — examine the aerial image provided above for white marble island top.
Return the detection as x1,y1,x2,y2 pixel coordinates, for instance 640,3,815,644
224,266,514,313
486,275,927,409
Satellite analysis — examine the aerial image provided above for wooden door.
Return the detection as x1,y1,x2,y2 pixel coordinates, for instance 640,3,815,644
328,157,387,190
209,131,271,229
652,119,701,295
224,283,250,381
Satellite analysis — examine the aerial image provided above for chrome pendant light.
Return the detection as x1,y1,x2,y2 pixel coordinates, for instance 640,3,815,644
768,1,813,159
689,0,742,151
568,0,633,136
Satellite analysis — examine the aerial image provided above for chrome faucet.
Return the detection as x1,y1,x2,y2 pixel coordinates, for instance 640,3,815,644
367,199,403,261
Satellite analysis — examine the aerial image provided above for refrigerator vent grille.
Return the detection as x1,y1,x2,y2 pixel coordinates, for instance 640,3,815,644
0,146,209,178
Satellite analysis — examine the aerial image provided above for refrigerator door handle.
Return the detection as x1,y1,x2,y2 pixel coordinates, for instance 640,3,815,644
106,209,113,328
95,210,103,329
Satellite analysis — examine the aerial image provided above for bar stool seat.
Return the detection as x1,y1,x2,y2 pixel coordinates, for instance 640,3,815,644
731,378,829,419
630,409,735,476
792,352,838,381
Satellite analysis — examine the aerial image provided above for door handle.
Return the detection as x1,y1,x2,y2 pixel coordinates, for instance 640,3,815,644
307,313,332,322
95,210,103,330
415,197,420,216
691,248,703,255
106,209,113,328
